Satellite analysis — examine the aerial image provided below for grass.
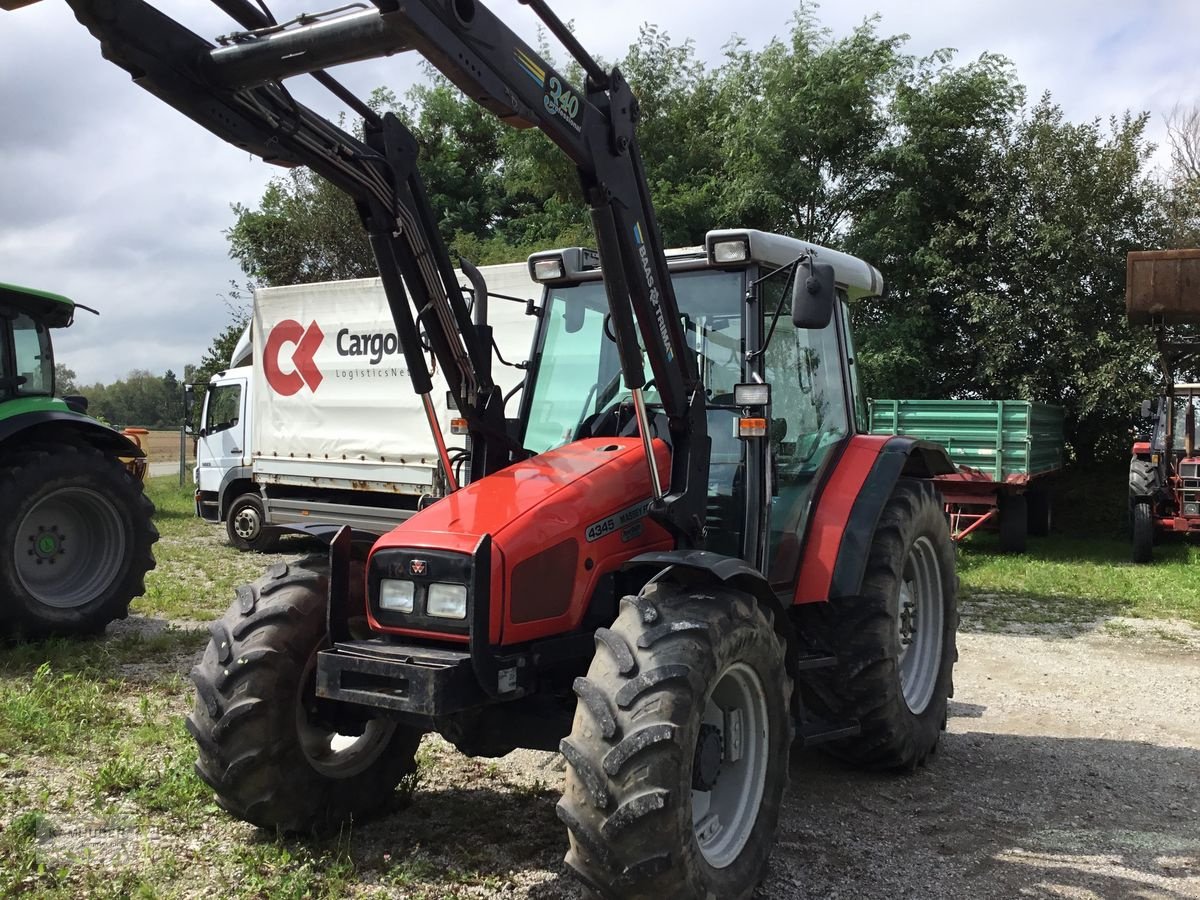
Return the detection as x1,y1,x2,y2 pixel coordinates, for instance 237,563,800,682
956,465,1200,631
138,477,314,622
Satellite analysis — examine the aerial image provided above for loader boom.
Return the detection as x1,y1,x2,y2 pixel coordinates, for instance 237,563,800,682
52,0,710,543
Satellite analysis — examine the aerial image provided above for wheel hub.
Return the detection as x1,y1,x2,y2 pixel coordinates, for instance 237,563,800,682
29,525,66,564
15,486,126,609
692,723,724,791
896,536,946,715
234,507,261,540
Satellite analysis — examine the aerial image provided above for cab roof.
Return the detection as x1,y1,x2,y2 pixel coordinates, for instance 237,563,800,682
0,281,76,328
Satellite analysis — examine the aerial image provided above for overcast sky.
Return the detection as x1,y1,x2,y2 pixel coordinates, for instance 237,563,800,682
1,0,1196,384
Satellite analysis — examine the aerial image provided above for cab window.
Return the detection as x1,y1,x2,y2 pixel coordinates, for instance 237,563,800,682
203,383,242,435
12,313,53,397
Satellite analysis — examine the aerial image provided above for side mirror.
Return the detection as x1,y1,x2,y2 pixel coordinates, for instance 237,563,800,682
184,384,195,415
1140,399,1153,419
564,300,585,334
792,260,835,329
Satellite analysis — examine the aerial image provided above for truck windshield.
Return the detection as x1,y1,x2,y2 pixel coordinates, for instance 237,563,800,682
523,269,744,454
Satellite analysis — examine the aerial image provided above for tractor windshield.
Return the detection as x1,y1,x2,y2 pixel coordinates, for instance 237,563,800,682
523,269,744,454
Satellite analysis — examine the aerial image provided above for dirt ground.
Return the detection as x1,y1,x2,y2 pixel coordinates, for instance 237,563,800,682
28,604,1200,899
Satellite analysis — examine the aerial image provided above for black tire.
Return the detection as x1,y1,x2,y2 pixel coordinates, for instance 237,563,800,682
224,492,279,553
998,492,1027,554
801,478,957,771
1026,487,1052,537
558,582,790,900
1129,457,1160,500
187,555,422,834
0,443,157,637
1132,502,1154,564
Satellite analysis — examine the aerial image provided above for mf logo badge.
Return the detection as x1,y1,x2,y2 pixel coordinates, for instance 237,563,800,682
263,319,324,395
408,559,428,576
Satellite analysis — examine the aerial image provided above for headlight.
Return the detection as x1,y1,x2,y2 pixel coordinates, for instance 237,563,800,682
427,582,468,619
379,579,415,613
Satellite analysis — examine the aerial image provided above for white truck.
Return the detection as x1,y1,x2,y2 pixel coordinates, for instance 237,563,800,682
194,263,539,550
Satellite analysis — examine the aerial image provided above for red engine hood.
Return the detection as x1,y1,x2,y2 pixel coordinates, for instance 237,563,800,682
370,437,675,644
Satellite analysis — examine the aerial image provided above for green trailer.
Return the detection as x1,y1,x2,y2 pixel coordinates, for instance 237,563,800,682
869,399,1065,553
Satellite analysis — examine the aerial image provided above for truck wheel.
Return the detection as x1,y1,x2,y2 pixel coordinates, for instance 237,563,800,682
225,492,279,553
0,444,157,637
1131,502,1154,564
1026,488,1052,537
187,555,422,834
802,478,957,771
558,581,790,900
998,492,1027,554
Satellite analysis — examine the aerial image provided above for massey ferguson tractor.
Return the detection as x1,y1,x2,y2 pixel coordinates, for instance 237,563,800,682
19,1,959,895
1127,250,1200,563
0,281,157,635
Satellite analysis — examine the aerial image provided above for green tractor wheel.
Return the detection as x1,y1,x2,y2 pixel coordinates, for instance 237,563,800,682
0,444,157,636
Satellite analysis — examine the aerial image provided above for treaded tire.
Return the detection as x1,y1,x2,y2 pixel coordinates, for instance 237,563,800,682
1026,488,1052,537
224,492,279,553
1131,502,1154,564
187,555,422,834
0,443,157,637
1129,457,1159,500
558,581,790,900
998,492,1027,554
800,478,957,771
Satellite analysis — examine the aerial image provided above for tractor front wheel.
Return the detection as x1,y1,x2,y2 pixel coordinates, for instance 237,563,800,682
187,555,422,834
1131,502,1154,564
0,444,157,637
558,581,790,900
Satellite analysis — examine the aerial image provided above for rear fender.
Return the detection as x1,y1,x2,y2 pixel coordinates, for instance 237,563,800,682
0,410,145,457
795,436,954,604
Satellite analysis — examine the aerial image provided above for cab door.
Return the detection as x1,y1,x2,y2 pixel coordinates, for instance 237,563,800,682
761,288,854,588
196,378,246,496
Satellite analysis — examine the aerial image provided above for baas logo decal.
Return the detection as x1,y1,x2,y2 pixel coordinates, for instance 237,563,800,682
264,319,324,395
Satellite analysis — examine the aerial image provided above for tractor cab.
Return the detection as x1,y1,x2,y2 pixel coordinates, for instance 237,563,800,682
519,229,882,580
0,282,73,403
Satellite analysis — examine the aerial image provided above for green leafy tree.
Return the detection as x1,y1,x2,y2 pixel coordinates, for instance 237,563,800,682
53,363,77,396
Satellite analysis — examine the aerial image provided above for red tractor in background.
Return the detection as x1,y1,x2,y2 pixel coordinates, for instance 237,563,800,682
1126,250,1200,563
23,1,960,896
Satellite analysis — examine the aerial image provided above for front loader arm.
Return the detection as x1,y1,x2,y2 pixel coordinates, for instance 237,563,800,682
41,0,710,543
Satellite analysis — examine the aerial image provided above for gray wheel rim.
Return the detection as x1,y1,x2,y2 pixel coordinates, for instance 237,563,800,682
14,487,127,609
897,535,945,715
232,504,262,541
692,662,769,869
296,657,397,778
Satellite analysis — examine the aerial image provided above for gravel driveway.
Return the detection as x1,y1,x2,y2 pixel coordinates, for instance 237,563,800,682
27,612,1200,899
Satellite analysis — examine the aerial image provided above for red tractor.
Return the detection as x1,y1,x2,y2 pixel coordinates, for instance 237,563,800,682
32,1,959,896
1126,250,1200,563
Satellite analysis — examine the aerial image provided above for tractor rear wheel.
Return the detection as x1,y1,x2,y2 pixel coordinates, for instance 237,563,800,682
0,444,157,637
1131,502,1154,564
1129,457,1159,500
558,581,790,900
801,478,957,771
187,555,422,834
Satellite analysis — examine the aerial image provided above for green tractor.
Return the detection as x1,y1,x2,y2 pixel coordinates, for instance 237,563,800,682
0,282,158,636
